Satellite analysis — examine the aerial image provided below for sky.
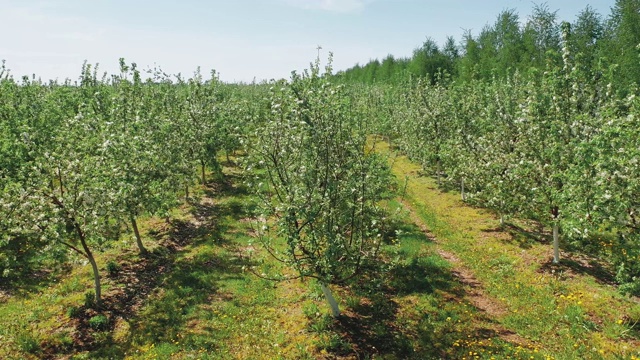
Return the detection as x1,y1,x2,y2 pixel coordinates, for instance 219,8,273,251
0,0,616,83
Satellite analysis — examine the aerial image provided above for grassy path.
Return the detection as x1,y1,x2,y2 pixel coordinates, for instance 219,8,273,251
376,139,640,360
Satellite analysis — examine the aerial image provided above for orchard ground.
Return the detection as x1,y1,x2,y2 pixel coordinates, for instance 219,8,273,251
0,147,639,359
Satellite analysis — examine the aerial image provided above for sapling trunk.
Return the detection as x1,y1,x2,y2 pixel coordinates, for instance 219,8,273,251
77,229,101,307
185,184,189,201
58,167,64,197
551,206,560,263
320,283,340,318
131,215,148,256
461,178,466,201
436,160,442,187
552,223,560,264
401,176,409,201
201,159,206,185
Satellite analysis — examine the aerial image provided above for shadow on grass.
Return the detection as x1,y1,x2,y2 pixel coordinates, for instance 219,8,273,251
539,256,616,285
43,177,257,359
0,233,82,302
485,222,618,288
0,262,72,302
317,222,518,359
482,222,551,250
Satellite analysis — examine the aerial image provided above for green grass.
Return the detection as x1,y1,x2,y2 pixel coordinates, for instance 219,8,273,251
0,166,317,359
376,139,640,360
1,153,639,359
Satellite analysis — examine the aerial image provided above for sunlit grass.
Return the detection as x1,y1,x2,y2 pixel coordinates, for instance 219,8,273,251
2,150,639,359
376,139,640,359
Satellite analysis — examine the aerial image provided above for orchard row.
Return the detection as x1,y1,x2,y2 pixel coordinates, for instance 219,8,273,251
362,25,640,294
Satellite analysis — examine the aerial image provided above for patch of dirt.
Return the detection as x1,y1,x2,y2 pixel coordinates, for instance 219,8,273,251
435,248,508,319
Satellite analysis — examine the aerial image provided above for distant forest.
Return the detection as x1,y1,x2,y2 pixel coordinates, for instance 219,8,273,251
337,1,640,91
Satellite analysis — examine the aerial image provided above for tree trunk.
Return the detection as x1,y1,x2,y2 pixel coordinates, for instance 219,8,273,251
552,223,560,264
320,283,340,318
461,178,466,201
185,184,189,201
131,215,148,256
436,160,442,187
551,206,560,263
401,176,409,201
78,230,101,307
201,159,206,185
58,167,64,197
50,195,101,307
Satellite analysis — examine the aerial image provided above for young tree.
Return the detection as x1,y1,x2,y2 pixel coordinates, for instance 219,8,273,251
246,56,392,317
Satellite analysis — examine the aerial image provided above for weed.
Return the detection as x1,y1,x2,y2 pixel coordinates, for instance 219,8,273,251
84,291,95,308
303,302,321,319
89,314,109,330
66,305,81,318
317,333,352,353
309,313,333,333
345,296,361,310
50,330,74,350
58,275,83,296
16,331,40,354
105,261,120,276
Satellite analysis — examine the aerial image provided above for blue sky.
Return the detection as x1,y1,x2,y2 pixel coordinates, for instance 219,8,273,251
0,0,616,83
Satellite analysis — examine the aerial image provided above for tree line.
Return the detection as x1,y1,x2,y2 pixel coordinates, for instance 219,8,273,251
338,1,640,91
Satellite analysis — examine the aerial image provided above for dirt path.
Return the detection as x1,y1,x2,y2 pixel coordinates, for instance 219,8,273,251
401,199,529,345
376,139,640,357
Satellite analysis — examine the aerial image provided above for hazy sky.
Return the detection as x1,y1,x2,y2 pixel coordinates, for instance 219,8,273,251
0,0,615,83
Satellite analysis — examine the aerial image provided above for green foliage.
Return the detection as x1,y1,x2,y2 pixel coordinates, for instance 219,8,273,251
246,55,393,285
88,314,109,330
106,260,120,276
339,2,637,90
357,13,640,287
0,57,245,305
605,0,640,91
84,291,96,308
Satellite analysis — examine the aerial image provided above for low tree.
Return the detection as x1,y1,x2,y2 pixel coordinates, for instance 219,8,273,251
246,56,393,317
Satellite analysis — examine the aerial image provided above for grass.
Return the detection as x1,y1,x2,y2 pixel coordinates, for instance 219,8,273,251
0,166,318,359
374,139,640,359
1,151,639,359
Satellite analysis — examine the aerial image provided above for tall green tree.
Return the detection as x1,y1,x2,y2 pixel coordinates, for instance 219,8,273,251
605,0,640,90
570,5,604,75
